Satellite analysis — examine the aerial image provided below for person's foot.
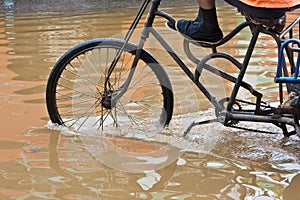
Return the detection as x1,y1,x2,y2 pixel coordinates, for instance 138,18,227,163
281,91,300,109
175,19,223,44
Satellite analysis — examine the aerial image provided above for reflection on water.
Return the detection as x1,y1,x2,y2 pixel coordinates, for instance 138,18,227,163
0,128,298,199
0,2,300,199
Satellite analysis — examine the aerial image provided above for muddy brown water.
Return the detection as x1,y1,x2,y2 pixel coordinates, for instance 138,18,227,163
0,2,300,199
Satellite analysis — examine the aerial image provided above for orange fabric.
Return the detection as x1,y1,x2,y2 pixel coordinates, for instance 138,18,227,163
238,0,300,8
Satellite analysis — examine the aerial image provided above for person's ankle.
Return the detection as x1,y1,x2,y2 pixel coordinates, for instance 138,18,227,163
194,7,203,22
201,22,222,34
199,7,221,34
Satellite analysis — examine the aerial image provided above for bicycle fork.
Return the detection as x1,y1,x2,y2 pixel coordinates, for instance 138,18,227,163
102,0,153,107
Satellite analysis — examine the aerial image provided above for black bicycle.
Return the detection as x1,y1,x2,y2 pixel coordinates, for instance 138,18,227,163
46,0,300,136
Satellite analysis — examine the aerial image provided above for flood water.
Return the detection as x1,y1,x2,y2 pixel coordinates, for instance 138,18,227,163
1,2,300,199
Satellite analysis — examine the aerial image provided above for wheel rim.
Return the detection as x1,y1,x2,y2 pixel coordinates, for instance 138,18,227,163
49,43,170,134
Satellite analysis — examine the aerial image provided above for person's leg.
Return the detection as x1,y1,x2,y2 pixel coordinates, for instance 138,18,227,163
175,0,223,44
198,0,214,9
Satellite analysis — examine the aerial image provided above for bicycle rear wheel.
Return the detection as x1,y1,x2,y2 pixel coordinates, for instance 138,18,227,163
46,38,173,134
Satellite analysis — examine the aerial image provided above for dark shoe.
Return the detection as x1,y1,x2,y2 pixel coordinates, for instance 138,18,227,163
176,19,223,44
166,21,176,31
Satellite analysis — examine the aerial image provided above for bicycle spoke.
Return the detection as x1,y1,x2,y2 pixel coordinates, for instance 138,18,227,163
75,56,99,86
67,99,102,130
56,83,95,98
94,108,112,131
66,63,99,93
116,100,147,127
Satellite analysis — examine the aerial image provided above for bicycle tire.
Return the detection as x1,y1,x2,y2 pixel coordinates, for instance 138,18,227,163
46,38,173,134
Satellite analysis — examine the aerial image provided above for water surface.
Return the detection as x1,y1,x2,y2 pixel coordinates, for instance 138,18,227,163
0,2,300,199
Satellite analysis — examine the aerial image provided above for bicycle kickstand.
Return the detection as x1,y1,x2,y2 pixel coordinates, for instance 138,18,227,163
183,118,220,137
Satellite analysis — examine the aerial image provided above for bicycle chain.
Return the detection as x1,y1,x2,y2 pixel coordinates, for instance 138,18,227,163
226,123,281,135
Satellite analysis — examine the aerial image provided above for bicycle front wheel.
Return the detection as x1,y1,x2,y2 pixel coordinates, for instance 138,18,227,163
46,38,173,134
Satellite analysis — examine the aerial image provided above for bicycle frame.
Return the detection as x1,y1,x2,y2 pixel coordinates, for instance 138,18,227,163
108,0,300,136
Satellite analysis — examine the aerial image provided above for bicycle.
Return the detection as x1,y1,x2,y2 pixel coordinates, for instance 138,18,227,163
46,0,300,137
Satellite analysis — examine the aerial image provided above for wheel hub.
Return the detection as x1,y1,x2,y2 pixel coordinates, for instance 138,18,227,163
101,90,116,109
